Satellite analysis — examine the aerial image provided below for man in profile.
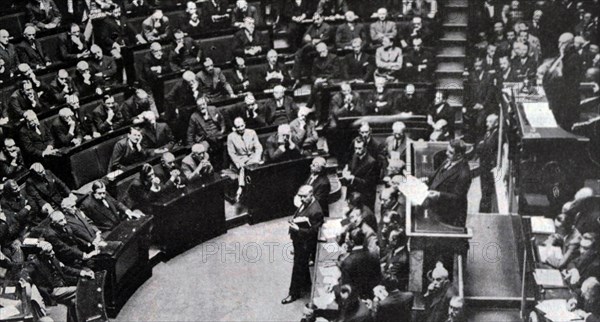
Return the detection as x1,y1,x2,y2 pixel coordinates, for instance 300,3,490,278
282,185,324,304
79,181,140,232
304,157,330,217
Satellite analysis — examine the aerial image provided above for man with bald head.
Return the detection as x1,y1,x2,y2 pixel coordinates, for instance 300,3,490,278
25,163,70,214
0,30,19,74
73,60,102,98
182,143,215,182
240,93,269,128
154,152,184,188
290,106,319,153
305,157,330,217
49,108,84,148
266,124,301,162
16,26,52,69
543,32,584,130
89,44,118,85
283,185,324,304
49,69,77,105
262,49,289,88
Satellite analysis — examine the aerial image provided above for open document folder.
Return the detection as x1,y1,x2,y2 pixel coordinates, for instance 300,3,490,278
522,102,558,128
397,175,429,206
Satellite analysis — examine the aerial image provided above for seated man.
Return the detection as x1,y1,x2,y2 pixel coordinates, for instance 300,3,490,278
564,233,600,287
108,126,151,171
43,210,99,266
496,56,518,84
181,143,215,182
292,13,332,80
511,41,537,83
203,0,230,30
329,82,364,126
18,110,59,163
142,9,171,42
177,2,204,37
240,93,269,129
265,85,297,124
139,111,175,155
121,88,158,123
154,152,185,189
365,77,396,115
341,138,378,208
231,0,259,28
375,36,403,80
382,120,407,160
341,38,374,83
58,23,90,63
88,44,118,85
401,17,432,49
0,30,21,74
339,228,381,299
397,84,425,114
26,163,70,214
423,262,458,322
370,278,414,322
404,37,434,81
290,106,319,154
49,108,84,148
233,17,269,57
266,124,302,162
316,0,347,20
427,90,454,137
73,61,103,98
1,179,37,230
48,69,78,106
0,138,27,181
262,49,290,89
380,229,410,290
96,6,140,61
230,56,254,94
370,8,397,48
16,26,52,69
91,94,125,134
60,196,103,252
187,96,226,146
196,58,235,101
26,0,62,31
169,29,202,71
335,11,367,50
227,117,263,198
8,80,48,125
141,42,174,90
307,42,339,115
79,181,140,232
424,139,471,227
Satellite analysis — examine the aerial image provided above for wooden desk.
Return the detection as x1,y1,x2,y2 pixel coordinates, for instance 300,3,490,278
76,270,109,322
149,174,227,257
244,157,313,224
0,279,33,322
93,216,153,317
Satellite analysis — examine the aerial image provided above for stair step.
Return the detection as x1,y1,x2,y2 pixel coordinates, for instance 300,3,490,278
446,0,468,7
442,30,467,41
436,77,464,90
442,22,468,28
447,94,464,107
437,46,466,57
443,11,468,25
436,62,465,73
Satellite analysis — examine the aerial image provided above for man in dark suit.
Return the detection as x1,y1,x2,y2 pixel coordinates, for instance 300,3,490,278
265,85,298,125
404,38,435,82
341,38,374,83
187,96,226,146
48,69,78,106
371,278,414,322
108,127,151,172
335,284,373,322
88,45,118,85
380,229,409,290
18,110,59,163
330,82,365,127
340,229,382,299
120,88,158,124
341,137,378,209
282,185,324,304
240,93,269,128
232,17,269,57
58,23,90,63
423,262,458,322
230,56,254,94
25,0,62,30
60,196,102,248
203,0,230,30
427,91,455,137
335,11,367,50
91,94,126,135
49,108,84,148
139,111,175,155
565,235,600,287
196,58,236,100
477,114,499,213
142,9,171,42
16,26,52,69
25,163,71,214
365,77,396,115
44,210,99,266
0,30,20,74
307,42,339,114
304,157,330,217
79,181,139,233
169,29,202,70
95,6,137,56
496,56,519,84
397,84,425,115
181,143,214,182
511,42,538,83
1,179,38,227
425,139,472,227
266,124,302,162
464,58,494,141
0,141,27,185
141,42,174,91
231,0,259,28
7,80,48,126
262,49,290,89
290,106,319,154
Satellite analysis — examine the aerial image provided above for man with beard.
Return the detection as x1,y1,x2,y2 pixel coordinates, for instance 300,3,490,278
427,90,454,137
49,108,84,148
16,26,52,69
292,13,332,80
43,210,99,266
262,49,290,89
181,143,215,182
49,69,78,106
79,181,140,233
477,114,499,213
25,163,70,215
233,17,269,57
187,96,226,146
0,138,27,180
108,126,151,171
88,45,118,85
196,58,235,100
154,152,185,189
19,110,59,163
231,0,259,28
139,111,175,155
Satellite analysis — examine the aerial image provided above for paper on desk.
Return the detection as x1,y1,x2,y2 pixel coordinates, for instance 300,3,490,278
3,286,16,294
522,102,558,128
397,175,429,206
319,266,341,278
534,269,564,287
537,299,583,321
538,246,563,263
544,311,583,321
0,306,20,319
531,216,556,234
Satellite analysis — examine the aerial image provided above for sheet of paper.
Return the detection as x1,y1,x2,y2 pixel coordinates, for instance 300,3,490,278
522,102,558,128
22,238,39,246
3,286,16,294
534,269,564,287
544,311,583,321
538,246,563,263
313,292,335,309
0,306,20,319
536,299,568,314
531,217,556,234
397,175,429,206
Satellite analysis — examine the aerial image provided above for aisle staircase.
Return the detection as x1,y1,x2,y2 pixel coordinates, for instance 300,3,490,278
436,0,469,124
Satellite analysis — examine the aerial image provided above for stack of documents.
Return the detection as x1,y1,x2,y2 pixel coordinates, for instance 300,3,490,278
538,246,563,263
534,269,565,287
522,102,558,128
397,175,429,206
531,217,556,234
321,219,343,240
536,299,583,321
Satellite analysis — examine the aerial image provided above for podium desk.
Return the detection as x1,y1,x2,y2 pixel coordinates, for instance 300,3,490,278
149,174,227,257
0,279,33,322
244,157,313,224
94,216,153,317
76,270,109,322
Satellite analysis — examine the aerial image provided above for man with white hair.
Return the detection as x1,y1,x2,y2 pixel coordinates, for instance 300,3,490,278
89,44,118,85
262,49,289,88
233,17,269,57
165,71,202,123
181,143,214,181
231,0,259,28
16,25,52,68
0,29,19,73
290,106,319,153
19,110,59,162
142,9,171,42
120,88,158,124
382,121,407,164
370,8,397,48
141,42,174,89
73,60,102,97
335,11,366,50
49,108,84,148
565,187,600,235
266,124,301,162
341,38,374,83
265,85,298,124
240,93,269,128
139,111,175,154
304,157,330,217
